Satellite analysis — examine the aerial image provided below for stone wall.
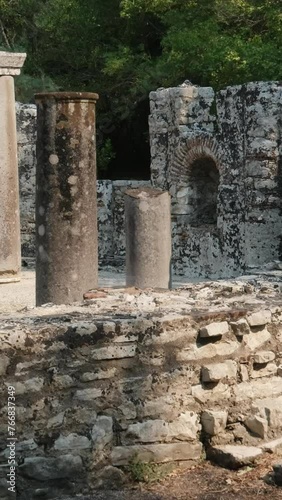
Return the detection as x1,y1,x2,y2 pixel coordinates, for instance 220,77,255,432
17,81,282,278
149,81,282,278
0,281,282,498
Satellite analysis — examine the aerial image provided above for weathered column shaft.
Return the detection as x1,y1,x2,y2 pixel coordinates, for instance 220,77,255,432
35,92,99,305
125,188,171,289
0,73,22,282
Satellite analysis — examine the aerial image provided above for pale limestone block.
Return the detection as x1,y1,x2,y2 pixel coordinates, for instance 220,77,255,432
199,321,229,338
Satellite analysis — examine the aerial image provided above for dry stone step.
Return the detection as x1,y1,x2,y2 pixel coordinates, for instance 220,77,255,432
111,442,203,465
207,445,263,469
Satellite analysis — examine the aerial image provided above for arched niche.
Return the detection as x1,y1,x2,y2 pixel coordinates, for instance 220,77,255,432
188,157,219,226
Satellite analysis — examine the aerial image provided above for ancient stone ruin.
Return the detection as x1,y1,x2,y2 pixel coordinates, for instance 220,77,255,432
1,78,282,499
17,81,282,280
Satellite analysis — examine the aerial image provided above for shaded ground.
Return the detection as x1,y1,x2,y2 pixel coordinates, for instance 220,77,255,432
61,457,282,500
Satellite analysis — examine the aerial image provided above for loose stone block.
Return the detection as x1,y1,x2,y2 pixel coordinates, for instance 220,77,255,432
208,445,263,469
18,454,83,480
54,433,91,451
202,361,237,382
247,310,271,327
111,442,203,465
125,188,171,289
199,321,229,338
35,91,99,305
126,412,200,443
74,388,102,401
201,410,228,436
244,415,268,439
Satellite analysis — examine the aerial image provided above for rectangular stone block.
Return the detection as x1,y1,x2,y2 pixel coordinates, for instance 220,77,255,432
199,321,229,338
111,442,203,465
91,344,136,360
247,310,271,327
202,361,237,382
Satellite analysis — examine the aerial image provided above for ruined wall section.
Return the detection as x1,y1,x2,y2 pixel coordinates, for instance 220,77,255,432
243,82,282,268
0,297,282,498
149,84,244,278
149,81,282,278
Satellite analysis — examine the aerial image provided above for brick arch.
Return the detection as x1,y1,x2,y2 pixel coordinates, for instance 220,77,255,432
169,135,225,183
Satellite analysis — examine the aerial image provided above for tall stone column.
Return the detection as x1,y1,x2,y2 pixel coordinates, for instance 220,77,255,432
125,188,171,289
35,92,99,305
0,52,26,283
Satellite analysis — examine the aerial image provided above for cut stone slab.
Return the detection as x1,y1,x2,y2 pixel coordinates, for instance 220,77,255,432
199,321,229,338
247,310,271,327
208,444,263,469
111,442,203,465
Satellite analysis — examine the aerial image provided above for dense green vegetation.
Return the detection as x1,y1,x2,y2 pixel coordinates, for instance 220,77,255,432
1,0,281,176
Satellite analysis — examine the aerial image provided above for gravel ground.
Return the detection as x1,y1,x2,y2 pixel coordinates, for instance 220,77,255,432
59,457,282,500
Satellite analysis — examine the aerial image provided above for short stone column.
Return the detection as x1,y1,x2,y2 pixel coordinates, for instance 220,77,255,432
125,188,171,289
35,92,99,305
0,51,26,283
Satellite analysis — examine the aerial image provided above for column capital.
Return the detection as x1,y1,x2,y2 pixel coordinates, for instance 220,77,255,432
0,51,26,76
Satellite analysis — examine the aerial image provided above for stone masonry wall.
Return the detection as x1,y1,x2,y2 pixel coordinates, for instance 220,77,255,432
149,81,282,278
17,82,282,278
0,281,282,498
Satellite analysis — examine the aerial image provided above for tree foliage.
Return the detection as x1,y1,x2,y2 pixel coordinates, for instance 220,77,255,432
0,0,281,173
